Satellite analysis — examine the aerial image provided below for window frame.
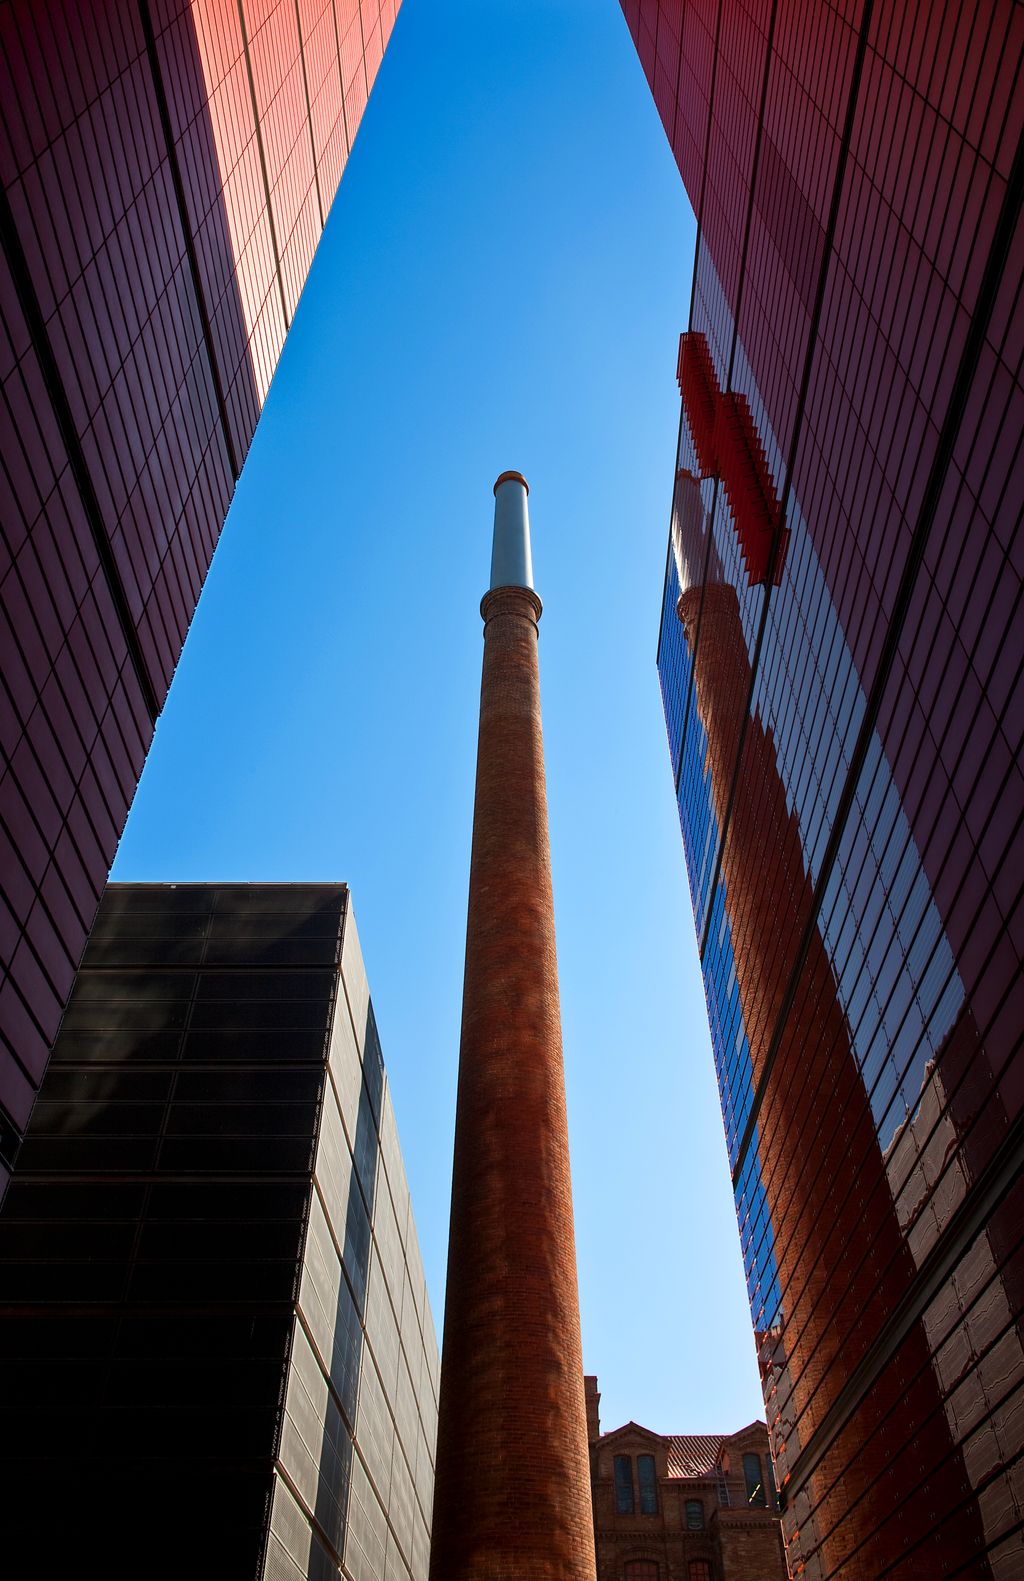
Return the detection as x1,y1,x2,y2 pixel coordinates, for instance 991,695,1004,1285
637,1451,658,1515
743,1451,767,1508
614,1453,635,1516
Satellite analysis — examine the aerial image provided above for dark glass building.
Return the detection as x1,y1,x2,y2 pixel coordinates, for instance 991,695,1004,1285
0,1,403,1183
621,2,1024,1576
0,882,438,1580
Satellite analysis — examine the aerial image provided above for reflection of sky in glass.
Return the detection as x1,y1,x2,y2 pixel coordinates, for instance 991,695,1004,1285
657,556,689,783
658,578,780,1338
703,883,753,1171
659,255,972,1349
676,256,965,1155
661,555,721,942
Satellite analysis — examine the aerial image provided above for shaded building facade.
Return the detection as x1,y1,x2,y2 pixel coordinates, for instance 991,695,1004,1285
620,1,1024,1576
0,882,438,1579
0,0,403,1184
587,1376,788,1581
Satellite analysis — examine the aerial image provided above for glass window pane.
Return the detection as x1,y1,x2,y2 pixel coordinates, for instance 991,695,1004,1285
765,1449,779,1510
743,1451,766,1507
637,1452,658,1514
614,1454,634,1515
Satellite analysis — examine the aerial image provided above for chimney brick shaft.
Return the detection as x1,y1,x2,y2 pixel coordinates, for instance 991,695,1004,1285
429,585,596,1580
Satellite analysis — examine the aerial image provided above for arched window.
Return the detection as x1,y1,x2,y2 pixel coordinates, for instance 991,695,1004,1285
685,1498,705,1529
624,1563,659,1581
637,1452,658,1514
765,1448,779,1510
743,1451,766,1507
688,1562,712,1581
614,1454,635,1515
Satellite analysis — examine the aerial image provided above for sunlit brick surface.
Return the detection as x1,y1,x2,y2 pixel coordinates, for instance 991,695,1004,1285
587,1384,788,1581
625,1,1024,1574
430,585,596,1580
0,1,402,1180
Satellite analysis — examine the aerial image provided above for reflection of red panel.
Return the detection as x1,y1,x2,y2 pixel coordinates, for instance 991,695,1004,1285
677,331,788,586
717,390,785,586
677,330,719,475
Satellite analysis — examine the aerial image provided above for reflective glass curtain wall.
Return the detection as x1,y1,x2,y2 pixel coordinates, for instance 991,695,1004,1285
622,1,1024,1575
0,882,438,1580
0,0,402,1186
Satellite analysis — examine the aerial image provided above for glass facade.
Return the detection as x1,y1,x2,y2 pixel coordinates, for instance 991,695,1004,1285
624,1,1024,1576
0,0,402,1185
0,882,438,1580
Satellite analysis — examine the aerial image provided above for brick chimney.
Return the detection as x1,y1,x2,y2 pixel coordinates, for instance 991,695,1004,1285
429,474,596,1580
584,1375,601,1444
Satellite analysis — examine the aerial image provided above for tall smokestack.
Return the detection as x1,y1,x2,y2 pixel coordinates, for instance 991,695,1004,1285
428,475,596,1580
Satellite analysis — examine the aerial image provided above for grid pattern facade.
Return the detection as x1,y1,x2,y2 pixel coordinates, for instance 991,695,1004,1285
623,1,1024,1576
0,0,402,1186
0,882,438,1580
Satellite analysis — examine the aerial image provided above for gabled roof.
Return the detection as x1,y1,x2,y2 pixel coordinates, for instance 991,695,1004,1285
666,1435,726,1478
599,1421,664,1449
598,1419,769,1479
730,1419,770,1441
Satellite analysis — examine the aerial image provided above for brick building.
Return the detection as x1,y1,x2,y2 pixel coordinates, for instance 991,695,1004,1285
587,1377,788,1581
624,2,1024,1573
0,0,404,1189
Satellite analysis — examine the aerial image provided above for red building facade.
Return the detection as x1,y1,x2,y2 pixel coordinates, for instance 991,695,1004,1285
628,1,1024,1576
0,0,401,1186
587,1377,788,1581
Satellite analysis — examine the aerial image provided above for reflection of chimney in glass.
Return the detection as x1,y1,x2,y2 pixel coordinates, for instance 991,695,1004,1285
633,5,1024,1568
429,476,596,1580
675,561,988,1578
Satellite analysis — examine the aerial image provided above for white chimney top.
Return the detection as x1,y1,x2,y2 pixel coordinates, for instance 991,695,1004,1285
489,471,533,591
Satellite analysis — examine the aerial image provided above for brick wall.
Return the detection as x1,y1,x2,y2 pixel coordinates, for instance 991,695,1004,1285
590,1398,788,1581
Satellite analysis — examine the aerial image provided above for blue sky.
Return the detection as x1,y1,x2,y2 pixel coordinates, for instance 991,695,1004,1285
114,0,765,1434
